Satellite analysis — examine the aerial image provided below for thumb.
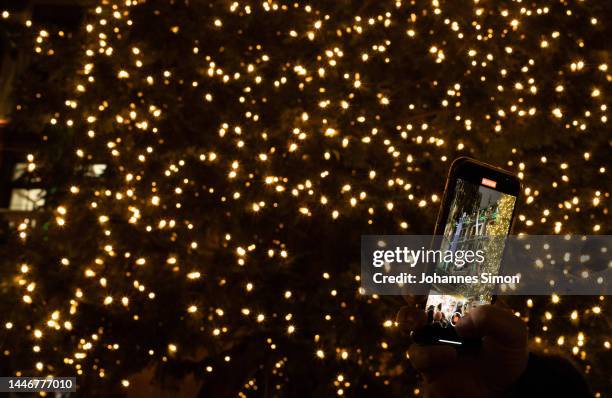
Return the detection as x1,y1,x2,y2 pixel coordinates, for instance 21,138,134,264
455,304,527,348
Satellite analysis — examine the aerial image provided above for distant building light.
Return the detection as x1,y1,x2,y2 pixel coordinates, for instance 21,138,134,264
9,189,45,211
12,163,28,181
85,164,107,177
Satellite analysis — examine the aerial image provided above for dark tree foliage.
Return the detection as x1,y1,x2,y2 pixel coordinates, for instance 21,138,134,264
0,0,610,396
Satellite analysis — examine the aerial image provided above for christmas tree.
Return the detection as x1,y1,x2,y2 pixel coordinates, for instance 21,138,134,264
1,0,609,396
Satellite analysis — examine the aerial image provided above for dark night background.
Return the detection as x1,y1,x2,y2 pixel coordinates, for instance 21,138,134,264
0,0,610,396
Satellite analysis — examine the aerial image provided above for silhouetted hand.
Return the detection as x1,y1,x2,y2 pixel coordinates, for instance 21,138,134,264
397,300,528,398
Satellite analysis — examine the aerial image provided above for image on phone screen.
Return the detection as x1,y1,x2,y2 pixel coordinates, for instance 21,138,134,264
425,177,517,331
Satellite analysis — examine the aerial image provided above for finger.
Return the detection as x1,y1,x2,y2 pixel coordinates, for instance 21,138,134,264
493,296,510,309
402,294,427,307
408,344,457,374
455,304,527,347
396,306,427,332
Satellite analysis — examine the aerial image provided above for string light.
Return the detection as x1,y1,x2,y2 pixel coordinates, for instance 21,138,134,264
1,0,608,395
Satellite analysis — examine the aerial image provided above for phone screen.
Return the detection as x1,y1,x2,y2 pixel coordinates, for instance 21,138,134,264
424,177,517,330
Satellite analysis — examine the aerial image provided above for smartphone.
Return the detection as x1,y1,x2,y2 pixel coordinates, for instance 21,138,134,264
413,157,521,347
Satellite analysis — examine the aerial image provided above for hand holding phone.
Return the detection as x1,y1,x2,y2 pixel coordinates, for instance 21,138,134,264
416,158,521,347
397,301,528,397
